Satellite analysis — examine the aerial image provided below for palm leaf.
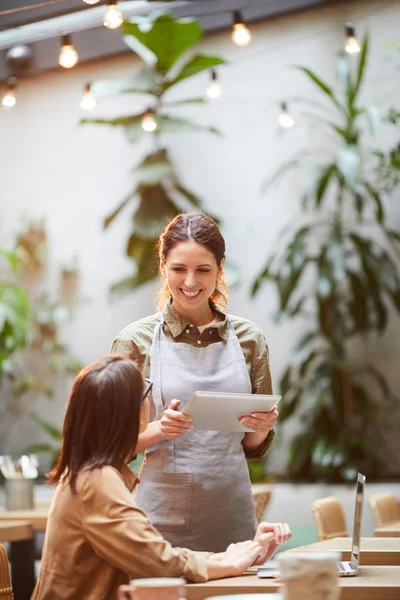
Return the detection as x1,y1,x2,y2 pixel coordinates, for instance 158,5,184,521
295,66,345,115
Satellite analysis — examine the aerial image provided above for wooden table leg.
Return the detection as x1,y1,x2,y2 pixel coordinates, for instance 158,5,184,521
10,538,36,600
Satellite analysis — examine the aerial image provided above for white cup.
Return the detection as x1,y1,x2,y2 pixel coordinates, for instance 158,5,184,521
118,577,186,600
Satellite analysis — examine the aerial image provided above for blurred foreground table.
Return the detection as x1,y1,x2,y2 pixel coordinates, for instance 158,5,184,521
186,566,400,600
0,520,35,600
375,523,400,538
293,536,400,565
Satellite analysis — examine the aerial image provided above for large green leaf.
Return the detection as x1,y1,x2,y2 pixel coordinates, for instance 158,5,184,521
123,15,203,73
133,184,180,238
279,388,302,421
295,66,345,115
0,247,20,275
110,269,156,295
154,114,221,136
31,414,62,440
349,33,369,108
133,149,174,185
126,233,157,261
337,145,360,186
92,67,162,98
364,182,384,223
174,182,202,208
103,193,133,229
315,163,337,207
347,270,369,331
163,97,206,107
116,113,221,143
81,113,146,127
251,256,275,297
164,55,226,89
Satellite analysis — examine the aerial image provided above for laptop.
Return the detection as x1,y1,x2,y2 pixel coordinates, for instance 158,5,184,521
337,472,366,576
256,472,366,579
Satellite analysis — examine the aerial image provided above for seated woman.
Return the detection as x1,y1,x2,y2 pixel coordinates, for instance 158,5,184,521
32,355,291,599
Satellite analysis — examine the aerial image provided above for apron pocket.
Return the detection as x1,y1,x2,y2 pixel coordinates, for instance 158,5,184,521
136,469,193,532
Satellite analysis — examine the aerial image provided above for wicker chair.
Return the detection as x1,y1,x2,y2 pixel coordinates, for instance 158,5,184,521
252,484,272,524
0,544,13,600
369,493,400,527
311,497,348,541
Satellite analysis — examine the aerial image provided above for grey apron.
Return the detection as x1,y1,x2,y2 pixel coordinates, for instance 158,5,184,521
135,318,257,552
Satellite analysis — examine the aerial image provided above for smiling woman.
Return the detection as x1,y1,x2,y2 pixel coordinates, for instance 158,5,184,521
111,213,279,553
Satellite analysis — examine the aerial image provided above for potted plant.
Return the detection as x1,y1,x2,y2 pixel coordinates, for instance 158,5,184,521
82,12,225,294
252,35,400,482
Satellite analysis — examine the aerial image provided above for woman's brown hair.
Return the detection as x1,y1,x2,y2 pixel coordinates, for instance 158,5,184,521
157,212,228,310
47,355,144,492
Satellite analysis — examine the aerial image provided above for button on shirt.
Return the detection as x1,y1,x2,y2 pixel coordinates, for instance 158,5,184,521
111,301,275,459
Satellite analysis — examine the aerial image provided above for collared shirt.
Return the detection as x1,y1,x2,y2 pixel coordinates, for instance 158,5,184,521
111,302,275,459
31,465,208,600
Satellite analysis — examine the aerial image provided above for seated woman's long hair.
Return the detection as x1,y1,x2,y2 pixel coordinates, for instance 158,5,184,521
47,355,144,492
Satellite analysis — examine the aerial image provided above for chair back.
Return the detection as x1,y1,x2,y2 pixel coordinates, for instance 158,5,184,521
369,493,400,527
311,497,348,541
0,544,13,600
252,484,271,524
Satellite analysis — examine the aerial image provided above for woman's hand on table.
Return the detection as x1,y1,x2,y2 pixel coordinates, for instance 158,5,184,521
239,406,279,433
158,399,193,440
252,521,292,565
222,540,262,575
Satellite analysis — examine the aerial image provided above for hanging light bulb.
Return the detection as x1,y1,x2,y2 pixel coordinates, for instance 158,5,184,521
80,83,96,110
1,78,17,108
278,102,294,128
59,34,78,68
83,0,99,4
142,108,157,132
104,1,123,29
231,10,252,46
207,70,222,98
345,22,360,54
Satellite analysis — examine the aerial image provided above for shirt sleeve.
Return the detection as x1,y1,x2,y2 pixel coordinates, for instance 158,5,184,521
244,332,276,460
81,468,209,583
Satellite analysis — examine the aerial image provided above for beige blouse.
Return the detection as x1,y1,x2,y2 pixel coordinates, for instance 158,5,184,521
31,465,208,600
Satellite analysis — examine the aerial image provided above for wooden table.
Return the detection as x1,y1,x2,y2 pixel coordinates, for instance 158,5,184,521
0,520,35,600
292,536,400,565
375,523,400,538
0,506,48,531
186,566,400,600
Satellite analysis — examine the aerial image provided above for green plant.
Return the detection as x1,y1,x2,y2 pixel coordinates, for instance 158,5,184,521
0,222,81,450
252,35,400,482
82,13,225,295
0,247,30,380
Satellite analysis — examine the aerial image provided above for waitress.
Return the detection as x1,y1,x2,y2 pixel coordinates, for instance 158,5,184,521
111,213,278,552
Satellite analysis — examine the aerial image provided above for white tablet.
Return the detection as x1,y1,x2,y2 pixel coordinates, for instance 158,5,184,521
181,391,281,432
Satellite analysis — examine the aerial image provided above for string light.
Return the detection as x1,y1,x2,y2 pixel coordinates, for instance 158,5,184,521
207,69,222,98
1,78,17,108
231,10,252,46
345,22,361,54
59,34,78,68
141,108,157,132
278,102,294,128
80,82,96,109
103,0,123,29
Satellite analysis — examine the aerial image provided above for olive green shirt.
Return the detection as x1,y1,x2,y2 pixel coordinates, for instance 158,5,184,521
111,301,275,459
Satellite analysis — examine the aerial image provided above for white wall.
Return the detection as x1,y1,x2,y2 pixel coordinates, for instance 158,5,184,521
1,0,400,471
